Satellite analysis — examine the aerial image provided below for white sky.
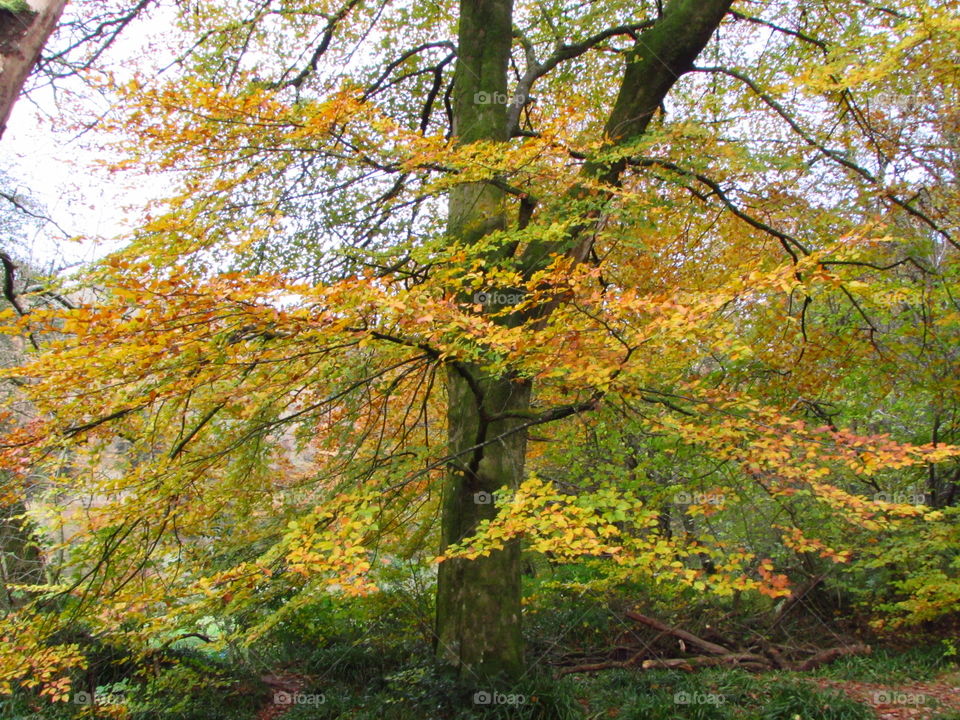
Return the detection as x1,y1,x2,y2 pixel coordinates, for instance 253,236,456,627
0,3,178,275
2,98,127,270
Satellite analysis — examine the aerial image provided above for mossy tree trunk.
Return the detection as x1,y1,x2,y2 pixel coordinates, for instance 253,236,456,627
1,492,43,609
435,0,527,682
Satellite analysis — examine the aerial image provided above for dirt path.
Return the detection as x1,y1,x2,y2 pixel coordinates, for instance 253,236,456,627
256,672,311,720
814,670,960,719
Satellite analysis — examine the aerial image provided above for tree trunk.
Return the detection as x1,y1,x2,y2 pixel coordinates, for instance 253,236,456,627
1,494,43,609
436,0,733,680
436,368,530,679
0,0,67,139
436,0,523,681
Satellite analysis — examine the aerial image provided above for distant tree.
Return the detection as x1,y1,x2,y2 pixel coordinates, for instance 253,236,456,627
0,177,45,610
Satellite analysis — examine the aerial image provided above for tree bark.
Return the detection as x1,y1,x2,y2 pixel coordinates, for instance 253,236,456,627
436,0,733,680
0,0,67,140
436,0,525,681
1,494,44,609
436,368,530,679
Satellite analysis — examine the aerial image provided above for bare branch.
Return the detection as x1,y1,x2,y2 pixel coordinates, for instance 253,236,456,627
692,65,958,251
508,20,657,136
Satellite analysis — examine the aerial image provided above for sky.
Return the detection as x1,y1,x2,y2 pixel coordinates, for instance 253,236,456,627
1,94,129,271
0,1,176,275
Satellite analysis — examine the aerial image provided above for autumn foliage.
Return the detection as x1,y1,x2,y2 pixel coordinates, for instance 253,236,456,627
1,0,960,701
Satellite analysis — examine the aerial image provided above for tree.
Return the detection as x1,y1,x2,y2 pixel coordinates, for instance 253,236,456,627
0,0,67,139
1,0,958,698
437,0,733,680
0,178,45,610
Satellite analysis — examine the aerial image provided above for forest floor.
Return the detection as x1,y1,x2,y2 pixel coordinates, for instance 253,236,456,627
813,670,960,720
248,662,960,720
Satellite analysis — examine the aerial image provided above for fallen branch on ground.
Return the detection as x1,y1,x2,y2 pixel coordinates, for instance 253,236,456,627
556,610,871,676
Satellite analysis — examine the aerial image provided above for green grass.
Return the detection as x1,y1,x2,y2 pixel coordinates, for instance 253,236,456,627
7,652,955,720
7,593,958,719
758,680,874,720
249,663,582,720
812,646,958,683
569,667,881,720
